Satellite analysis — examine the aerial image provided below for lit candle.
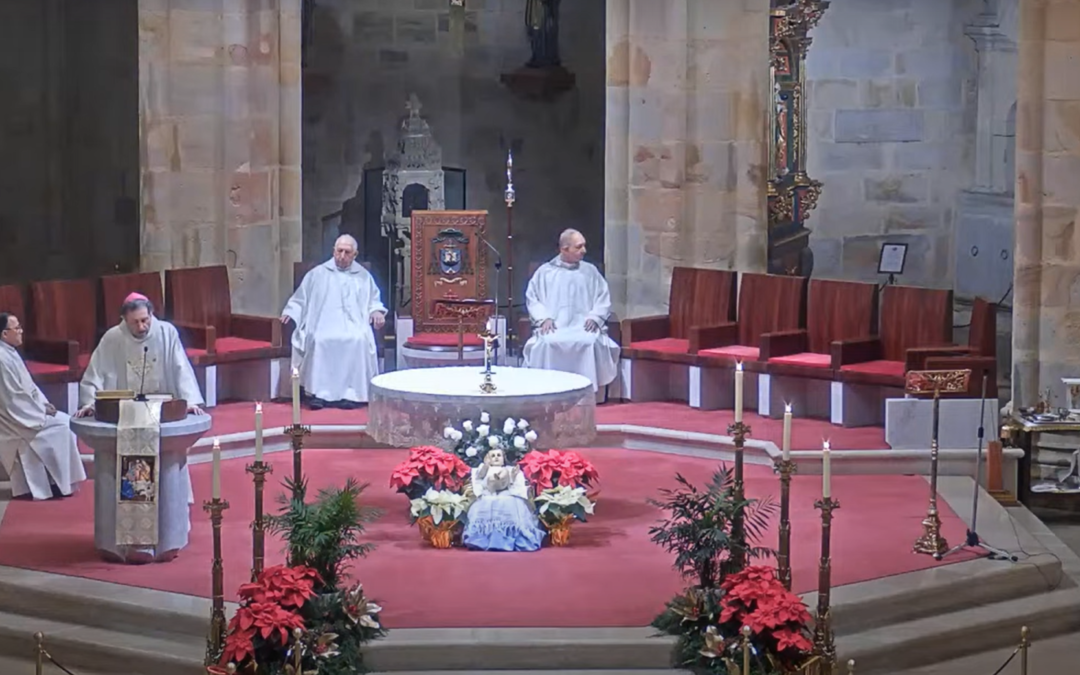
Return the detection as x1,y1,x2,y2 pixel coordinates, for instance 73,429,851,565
822,440,831,498
291,367,301,425
734,362,744,423
212,438,222,500
782,403,792,461
254,402,264,463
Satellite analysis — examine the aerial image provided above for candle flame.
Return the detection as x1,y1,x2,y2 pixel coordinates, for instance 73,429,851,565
785,402,792,414
292,367,299,377
255,402,262,413
823,439,830,451
213,437,221,448
736,361,743,371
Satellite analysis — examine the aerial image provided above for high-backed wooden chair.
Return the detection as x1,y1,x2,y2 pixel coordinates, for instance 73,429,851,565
619,267,738,403
758,278,879,418
399,211,493,368
832,284,954,426
28,278,98,373
165,265,286,406
0,284,79,408
288,259,385,363
99,271,165,336
907,297,998,398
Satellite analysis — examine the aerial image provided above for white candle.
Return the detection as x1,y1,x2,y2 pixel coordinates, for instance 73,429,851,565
212,438,222,500
822,440,831,498
254,402,264,463
734,362,744,423
291,367,301,425
782,404,792,461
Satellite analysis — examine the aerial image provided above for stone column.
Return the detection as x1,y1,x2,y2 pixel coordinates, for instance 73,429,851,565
138,0,302,315
1012,0,1080,407
605,0,770,318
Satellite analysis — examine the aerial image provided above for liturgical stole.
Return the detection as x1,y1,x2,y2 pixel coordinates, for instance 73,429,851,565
115,400,163,546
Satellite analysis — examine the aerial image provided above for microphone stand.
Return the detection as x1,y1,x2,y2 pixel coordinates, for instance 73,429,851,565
938,368,1016,562
477,233,503,366
135,345,149,402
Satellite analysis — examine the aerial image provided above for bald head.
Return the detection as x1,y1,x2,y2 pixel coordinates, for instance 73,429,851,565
333,234,359,270
558,229,586,265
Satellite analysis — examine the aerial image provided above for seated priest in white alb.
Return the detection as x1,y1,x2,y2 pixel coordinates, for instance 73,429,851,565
75,293,205,417
522,229,620,392
0,312,87,500
281,234,387,410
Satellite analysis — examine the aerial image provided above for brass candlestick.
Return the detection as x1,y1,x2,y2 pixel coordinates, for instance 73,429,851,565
504,150,516,357
727,420,751,570
204,497,230,667
1019,626,1029,675
812,495,840,673
774,457,798,591
906,369,971,558
286,424,311,496
246,460,273,580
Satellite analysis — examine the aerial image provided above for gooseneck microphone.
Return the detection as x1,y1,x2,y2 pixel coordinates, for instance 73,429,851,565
136,345,149,402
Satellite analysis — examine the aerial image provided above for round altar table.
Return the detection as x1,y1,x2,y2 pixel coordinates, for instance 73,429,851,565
70,414,212,564
367,366,596,448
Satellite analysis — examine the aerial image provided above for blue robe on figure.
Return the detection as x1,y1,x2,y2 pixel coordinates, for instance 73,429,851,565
462,457,545,552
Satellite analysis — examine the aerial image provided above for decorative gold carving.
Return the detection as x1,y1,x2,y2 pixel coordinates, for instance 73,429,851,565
904,369,972,396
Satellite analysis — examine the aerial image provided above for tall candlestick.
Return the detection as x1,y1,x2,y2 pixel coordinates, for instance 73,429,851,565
254,403,264,463
212,438,222,500
782,403,792,461
291,368,301,425
734,362,744,423
822,440,831,498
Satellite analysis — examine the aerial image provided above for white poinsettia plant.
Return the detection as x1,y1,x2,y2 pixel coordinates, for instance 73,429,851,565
443,411,538,467
534,485,595,526
409,488,470,525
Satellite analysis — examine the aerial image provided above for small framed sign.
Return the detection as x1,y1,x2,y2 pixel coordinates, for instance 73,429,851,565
878,243,908,275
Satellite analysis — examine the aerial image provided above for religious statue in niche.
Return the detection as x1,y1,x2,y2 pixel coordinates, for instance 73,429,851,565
501,0,575,100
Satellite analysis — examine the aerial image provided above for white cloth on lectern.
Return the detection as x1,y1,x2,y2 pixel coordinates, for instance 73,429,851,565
522,256,620,391
79,319,204,408
0,341,86,500
282,259,387,403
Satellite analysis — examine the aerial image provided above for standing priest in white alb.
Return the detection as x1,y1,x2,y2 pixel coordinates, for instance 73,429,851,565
281,234,387,410
76,293,205,416
522,229,620,392
0,312,87,500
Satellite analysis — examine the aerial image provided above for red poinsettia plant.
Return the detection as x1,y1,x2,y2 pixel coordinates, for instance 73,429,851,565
389,446,471,500
518,449,600,491
219,565,320,669
714,566,813,668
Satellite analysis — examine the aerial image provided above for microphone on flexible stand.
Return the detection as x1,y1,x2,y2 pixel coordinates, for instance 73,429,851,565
476,233,503,363
135,345,149,402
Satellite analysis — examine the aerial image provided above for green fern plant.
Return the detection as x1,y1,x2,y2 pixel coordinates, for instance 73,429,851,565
267,477,382,592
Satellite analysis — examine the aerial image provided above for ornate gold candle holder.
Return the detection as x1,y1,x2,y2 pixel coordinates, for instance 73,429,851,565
246,460,273,580
286,424,311,495
774,457,797,590
727,420,751,570
812,495,839,673
203,497,230,666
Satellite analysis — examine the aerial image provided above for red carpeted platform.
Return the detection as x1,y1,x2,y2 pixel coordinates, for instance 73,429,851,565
0,448,977,628
199,401,888,451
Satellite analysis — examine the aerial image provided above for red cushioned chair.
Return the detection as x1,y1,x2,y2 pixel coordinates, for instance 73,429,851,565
0,283,80,412
620,267,738,403
832,284,954,427
99,271,166,338
165,265,287,406
906,297,998,399
758,278,879,419
690,272,808,411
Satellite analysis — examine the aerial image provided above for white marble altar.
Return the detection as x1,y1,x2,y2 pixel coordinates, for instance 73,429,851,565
367,366,595,448
70,414,212,564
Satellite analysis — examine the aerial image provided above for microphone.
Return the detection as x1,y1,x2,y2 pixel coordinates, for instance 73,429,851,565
476,232,503,271
136,346,149,402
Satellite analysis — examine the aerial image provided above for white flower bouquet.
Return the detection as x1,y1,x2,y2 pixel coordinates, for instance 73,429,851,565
443,411,537,467
409,488,470,525
534,485,595,527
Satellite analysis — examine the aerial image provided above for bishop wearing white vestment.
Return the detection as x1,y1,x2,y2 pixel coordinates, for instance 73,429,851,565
281,235,387,409
523,229,620,391
0,313,86,500
76,294,205,415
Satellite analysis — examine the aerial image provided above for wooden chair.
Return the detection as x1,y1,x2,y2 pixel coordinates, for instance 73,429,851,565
759,278,879,418
906,297,998,399
619,267,738,403
690,273,808,411
28,278,98,374
517,260,621,345
99,271,165,337
832,284,954,426
0,284,79,410
165,265,286,406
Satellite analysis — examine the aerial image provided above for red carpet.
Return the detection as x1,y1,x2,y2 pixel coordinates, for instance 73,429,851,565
0,448,977,628
202,401,887,451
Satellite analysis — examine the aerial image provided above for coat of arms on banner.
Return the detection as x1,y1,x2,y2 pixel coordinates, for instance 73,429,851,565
115,400,163,546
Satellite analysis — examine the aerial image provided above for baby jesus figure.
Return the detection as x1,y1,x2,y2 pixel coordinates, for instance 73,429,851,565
462,448,545,552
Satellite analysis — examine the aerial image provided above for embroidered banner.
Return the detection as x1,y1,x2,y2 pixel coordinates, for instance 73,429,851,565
115,400,162,546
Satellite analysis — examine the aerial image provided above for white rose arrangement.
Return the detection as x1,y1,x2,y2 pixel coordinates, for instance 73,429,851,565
443,412,537,467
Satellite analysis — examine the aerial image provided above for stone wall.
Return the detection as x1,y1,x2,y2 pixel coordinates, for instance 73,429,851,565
605,0,771,319
0,0,140,285
302,0,606,306
138,0,303,316
803,0,984,287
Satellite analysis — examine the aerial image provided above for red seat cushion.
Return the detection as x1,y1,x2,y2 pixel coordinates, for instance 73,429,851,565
839,359,905,378
25,360,71,375
77,352,91,369
770,352,831,368
628,338,689,354
186,337,272,357
406,333,483,348
699,345,760,361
